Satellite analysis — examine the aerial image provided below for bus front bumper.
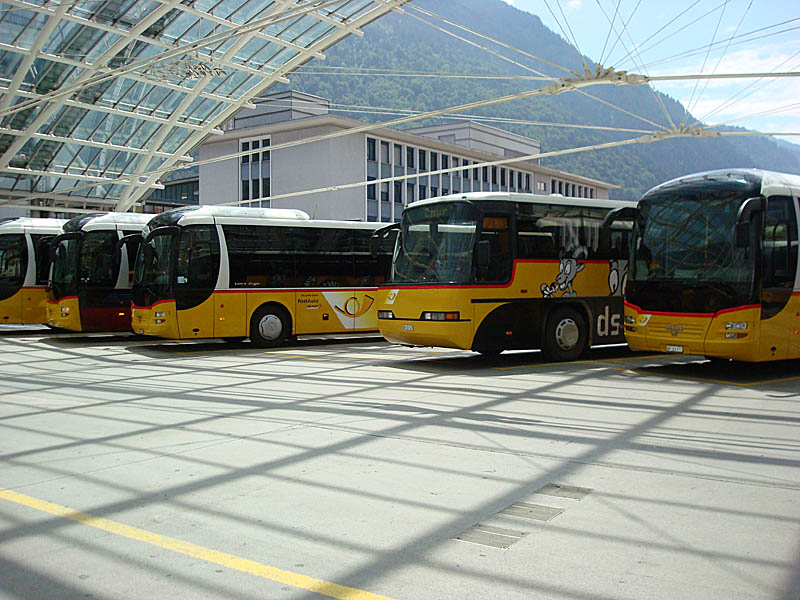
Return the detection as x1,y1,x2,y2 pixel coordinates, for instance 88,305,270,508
624,304,763,361
46,297,81,331
131,301,180,339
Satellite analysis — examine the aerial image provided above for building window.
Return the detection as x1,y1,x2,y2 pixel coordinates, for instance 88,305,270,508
537,181,546,192
419,149,427,171
551,179,556,194
491,167,497,185
500,168,506,187
431,152,438,171
558,181,563,195
590,188,594,199
380,182,389,202
525,174,531,192
394,144,403,166
407,147,415,168
407,183,415,203
241,136,270,205
367,138,376,162
380,141,390,164
473,166,479,181
367,177,376,200
419,185,427,200
431,187,438,197
443,155,450,170
394,182,403,204
482,166,489,183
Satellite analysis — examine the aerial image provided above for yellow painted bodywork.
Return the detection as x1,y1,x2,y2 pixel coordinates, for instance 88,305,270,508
377,260,621,350
132,288,381,340
625,294,800,361
0,286,51,325
45,296,81,331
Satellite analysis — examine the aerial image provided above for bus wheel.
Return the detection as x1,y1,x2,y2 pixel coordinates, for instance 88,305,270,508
250,305,291,348
542,306,587,361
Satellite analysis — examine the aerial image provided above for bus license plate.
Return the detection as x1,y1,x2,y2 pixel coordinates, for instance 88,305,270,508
402,324,414,331
666,345,683,353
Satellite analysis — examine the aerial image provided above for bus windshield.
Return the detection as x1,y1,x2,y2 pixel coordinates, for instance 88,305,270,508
133,231,175,307
50,236,81,300
391,202,478,284
630,191,755,308
0,234,27,301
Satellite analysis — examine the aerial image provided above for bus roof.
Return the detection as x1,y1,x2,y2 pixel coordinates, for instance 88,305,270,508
406,192,636,211
169,205,384,230
64,212,154,233
0,217,67,235
643,169,800,200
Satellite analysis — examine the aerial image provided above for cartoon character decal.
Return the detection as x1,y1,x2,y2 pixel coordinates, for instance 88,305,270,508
541,247,587,298
608,259,628,296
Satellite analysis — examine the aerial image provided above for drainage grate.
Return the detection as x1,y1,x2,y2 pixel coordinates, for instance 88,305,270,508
499,501,563,521
535,483,592,500
454,524,528,549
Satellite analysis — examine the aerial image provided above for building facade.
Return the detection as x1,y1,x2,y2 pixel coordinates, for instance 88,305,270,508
197,91,617,221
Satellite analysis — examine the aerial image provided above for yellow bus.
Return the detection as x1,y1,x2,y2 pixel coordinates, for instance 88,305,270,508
131,205,396,346
624,169,800,362
375,192,635,360
0,217,66,325
47,212,152,332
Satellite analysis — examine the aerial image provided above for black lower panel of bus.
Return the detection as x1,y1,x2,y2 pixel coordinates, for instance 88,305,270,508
472,296,625,353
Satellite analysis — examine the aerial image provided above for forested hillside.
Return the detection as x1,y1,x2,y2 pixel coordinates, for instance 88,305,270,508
285,0,800,200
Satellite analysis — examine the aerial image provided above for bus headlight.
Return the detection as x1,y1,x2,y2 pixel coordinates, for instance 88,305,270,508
624,315,635,325
155,311,165,318
421,311,460,321
377,310,394,320
60,307,69,314
725,322,747,330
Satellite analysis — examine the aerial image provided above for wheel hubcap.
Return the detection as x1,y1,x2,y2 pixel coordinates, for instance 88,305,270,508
554,318,579,351
258,314,283,340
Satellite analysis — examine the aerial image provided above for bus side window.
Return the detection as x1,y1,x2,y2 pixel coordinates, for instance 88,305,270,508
295,227,354,287
761,196,798,318
30,234,53,285
120,230,141,287
515,204,557,259
478,215,512,283
763,196,798,288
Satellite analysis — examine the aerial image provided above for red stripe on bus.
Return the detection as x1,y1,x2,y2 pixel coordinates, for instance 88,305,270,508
131,299,175,310
216,288,379,294
47,296,77,305
715,304,761,316
625,301,761,318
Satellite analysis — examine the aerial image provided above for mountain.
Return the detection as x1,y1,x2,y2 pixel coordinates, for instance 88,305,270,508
283,0,800,200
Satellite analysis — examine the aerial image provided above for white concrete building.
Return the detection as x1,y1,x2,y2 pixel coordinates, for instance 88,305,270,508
198,91,617,221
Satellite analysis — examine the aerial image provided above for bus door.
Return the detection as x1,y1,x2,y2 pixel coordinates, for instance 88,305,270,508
175,225,220,339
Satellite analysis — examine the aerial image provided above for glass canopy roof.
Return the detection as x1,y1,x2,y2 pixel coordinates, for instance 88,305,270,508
0,0,408,212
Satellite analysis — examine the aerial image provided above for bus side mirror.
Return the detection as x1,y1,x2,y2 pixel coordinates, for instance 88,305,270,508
143,243,155,263
735,196,765,248
476,240,491,267
735,222,750,248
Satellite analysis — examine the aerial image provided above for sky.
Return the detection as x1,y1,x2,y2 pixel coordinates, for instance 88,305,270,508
498,0,800,141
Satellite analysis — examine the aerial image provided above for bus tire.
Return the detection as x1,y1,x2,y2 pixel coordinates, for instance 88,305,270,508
542,306,588,362
250,304,291,348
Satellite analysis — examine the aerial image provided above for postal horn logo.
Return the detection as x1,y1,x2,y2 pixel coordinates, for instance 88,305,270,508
334,295,375,318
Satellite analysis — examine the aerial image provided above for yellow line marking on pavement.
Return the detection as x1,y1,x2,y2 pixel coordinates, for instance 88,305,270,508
492,354,664,371
0,488,396,600
615,368,800,388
